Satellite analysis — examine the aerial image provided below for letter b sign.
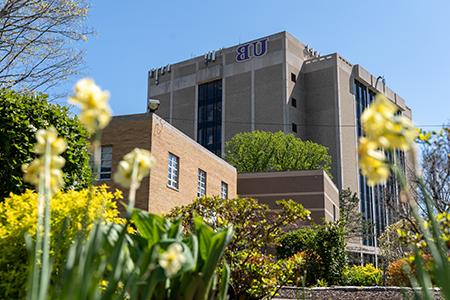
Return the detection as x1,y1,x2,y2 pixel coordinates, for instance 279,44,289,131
236,38,268,62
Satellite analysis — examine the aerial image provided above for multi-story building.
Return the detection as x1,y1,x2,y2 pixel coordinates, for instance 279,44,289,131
147,31,412,262
98,113,237,214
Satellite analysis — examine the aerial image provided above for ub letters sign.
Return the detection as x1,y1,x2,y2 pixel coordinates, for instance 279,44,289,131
235,38,268,62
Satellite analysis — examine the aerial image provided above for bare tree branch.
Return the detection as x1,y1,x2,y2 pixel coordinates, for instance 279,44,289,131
0,0,91,94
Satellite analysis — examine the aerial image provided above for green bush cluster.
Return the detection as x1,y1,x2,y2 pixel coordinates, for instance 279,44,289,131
277,222,347,286
168,196,310,299
343,264,382,286
224,130,332,176
231,250,304,299
0,186,124,299
0,89,92,200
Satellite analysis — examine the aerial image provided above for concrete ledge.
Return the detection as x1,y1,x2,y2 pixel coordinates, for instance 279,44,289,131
277,286,441,300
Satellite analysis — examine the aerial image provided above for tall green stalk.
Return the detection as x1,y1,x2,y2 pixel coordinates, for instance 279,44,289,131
28,142,53,300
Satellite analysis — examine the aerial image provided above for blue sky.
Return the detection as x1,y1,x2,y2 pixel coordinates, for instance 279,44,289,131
67,0,449,129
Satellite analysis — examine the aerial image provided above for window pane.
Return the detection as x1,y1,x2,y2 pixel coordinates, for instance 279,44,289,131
197,169,206,197
221,181,228,199
197,79,222,155
97,146,112,180
167,153,179,189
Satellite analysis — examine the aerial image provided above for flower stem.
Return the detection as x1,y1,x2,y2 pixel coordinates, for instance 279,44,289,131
28,171,45,300
127,159,140,217
39,140,52,300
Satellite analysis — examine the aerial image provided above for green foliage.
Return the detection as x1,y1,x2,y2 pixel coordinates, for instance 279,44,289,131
51,210,233,300
0,186,124,299
0,89,92,200
167,196,310,299
277,222,347,286
379,219,414,265
232,250,304,299
224,130,332,175
339,188,368,239
343,264,382,286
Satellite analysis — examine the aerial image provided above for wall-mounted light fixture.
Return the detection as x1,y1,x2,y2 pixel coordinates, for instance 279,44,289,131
147,98,160,113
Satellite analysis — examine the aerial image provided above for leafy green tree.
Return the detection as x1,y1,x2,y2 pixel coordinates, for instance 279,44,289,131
277,222,347,286
167,196,310,299
224,130,332,175
0,89,92,199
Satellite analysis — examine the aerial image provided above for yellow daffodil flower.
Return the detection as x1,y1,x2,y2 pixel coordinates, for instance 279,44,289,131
158,243,186,277
34,127,67,155
69,78,112,134
362,94,398,138
113,148,155,188
378,115,418,151
22,127,67,194
358,137,390,186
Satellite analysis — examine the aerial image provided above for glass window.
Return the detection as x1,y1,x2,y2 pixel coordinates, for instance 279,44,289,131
354,80,404,246
197,79,222,155
291,98,297,107
291,73,296,82
221,181,228,199
292,123,297,133
98,146,112,180
167,153,179,189
197,169,207,197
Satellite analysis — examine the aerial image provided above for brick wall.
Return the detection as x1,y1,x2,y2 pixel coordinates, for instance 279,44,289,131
100,113,237,215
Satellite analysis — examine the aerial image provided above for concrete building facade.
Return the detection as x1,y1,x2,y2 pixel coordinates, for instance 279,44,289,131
148,31,412,260
99,113,237,214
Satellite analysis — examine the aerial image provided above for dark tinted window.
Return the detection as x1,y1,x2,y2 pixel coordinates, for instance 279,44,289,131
198,80,222,155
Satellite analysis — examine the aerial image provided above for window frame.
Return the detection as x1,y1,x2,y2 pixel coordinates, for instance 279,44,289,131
291,97,297,108
220,181,228,199
290,72,297,82
167,152,180,190
291,123,298,133
197,169,207,197
95,145,112,180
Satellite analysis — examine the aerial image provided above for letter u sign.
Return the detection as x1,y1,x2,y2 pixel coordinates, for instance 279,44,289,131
236,38,268,62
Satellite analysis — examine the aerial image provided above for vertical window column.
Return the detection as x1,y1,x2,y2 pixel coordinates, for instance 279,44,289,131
167,153,179,189
197,80,222,155
197,169,207,197
220,181,228,199
98,146,112,180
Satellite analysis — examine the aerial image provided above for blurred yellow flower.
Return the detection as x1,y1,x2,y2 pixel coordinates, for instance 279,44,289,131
34,127,67,155
358,137,390,186
69,78,111,134
417,128,431,143
362,94,397,138
22,127,66,194
159,243,186,277
358,93,419,184
378,115,417,151
362,94,417,151
113,148,155,188
22,159,41,187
